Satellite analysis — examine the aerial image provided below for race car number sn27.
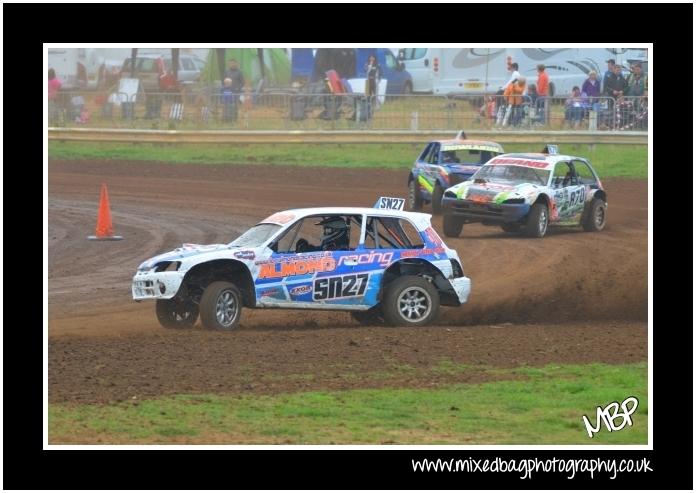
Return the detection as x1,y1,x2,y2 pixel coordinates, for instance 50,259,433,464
314,274,369,300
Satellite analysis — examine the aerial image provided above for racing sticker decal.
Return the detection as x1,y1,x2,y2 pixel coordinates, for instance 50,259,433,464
262,212,296,225
257,253,336,279
313,274,369,301
289,285,312,296
234,250,256,260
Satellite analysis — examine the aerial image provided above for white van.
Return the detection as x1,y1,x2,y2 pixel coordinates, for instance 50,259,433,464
399,48,648,96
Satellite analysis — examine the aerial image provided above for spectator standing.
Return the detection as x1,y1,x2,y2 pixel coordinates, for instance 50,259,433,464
504,62,521,90
364,53,382,116
625,63,647,97
48,68,62,101
535,64,549,124
505,76,527,126
582,70,602,112
220,77,237,122
602,59,616,94
223,59,246,98
48,68,63,123
604,63,626,99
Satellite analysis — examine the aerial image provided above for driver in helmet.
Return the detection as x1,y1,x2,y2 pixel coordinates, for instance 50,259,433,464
296,216,350,252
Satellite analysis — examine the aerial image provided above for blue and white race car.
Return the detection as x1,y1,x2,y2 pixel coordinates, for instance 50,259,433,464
408,132,505,214
133,198,471,330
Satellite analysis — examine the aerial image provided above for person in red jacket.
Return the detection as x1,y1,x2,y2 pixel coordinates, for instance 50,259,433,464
535,64,550,124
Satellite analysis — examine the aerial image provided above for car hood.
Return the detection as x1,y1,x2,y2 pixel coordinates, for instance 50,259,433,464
137,243,255,271
447,180,543,204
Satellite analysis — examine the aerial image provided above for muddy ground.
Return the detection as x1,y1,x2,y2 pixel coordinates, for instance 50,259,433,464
48,159,648,404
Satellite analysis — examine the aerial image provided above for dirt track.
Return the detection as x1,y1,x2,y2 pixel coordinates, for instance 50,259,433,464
48,159,648,404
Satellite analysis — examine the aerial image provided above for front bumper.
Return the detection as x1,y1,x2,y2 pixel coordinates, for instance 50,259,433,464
132,270,185,300
442,197,530,223
449,276,471,304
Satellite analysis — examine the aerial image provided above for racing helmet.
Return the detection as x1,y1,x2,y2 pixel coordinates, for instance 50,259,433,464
316,217,350,250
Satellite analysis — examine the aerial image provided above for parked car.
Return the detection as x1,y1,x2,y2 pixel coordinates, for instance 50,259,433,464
120,53,206,92
440,146,608,238
408,132,505,214
133,198,471,329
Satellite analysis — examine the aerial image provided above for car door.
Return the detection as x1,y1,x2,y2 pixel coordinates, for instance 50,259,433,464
257,215,366,308
550,161,586,222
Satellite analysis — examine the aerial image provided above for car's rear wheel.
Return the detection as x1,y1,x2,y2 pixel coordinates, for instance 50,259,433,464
350,306,384,325
199,281,242,330
443,214,464,238
431,184,444,214
408,178,424,211
156,298,198,329
582,198,607,232
382,276,439,327
524,203,549,238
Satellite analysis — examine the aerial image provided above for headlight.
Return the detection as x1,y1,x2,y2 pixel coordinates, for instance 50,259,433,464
154,261,181,272
503,198,525,204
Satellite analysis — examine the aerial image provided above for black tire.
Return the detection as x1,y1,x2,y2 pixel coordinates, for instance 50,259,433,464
350,306,385,325
442,214,463,238
156,298,199,329
408,177,424,211
199,281,243,330
501,223,522,233
431,184,444,214
582,198,607,232
524,202,549,238
382,275,440,327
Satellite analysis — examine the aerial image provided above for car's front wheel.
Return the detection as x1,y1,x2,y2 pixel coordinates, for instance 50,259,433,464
156,298,199,329
443,214,464,238
582,198,607,232
524,203,549,238
408,178,424,211
382,276,439,327
199,281,243,330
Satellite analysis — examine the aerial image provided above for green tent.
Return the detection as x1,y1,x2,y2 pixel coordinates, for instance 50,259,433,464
203,48,290,88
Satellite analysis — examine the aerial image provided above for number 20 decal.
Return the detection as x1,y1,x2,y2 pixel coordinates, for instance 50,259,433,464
314,274,369,301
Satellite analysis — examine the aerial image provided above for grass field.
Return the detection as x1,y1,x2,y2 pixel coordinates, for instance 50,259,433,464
48,142,648,179
49,362,647,445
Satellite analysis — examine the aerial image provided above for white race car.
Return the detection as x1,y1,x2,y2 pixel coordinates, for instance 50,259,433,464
133,198,471,330
441,148,608,238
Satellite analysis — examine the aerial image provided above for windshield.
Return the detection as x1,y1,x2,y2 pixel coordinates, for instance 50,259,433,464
229,223,281,248
472,165,550,186
440,147,499,166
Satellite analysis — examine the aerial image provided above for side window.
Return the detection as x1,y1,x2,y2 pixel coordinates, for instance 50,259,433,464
412,48,427,59
365,217,422,250
573,160,597,186
418,143,432,161
399,219,424,248
273,220,304,253
275,215,361,253
194,58,206,71
552,162,573,188
182,58,196,71
384,52,396,70
427,143,441,164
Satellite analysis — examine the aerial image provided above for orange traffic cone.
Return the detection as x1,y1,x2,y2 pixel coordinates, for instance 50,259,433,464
87,183,123,241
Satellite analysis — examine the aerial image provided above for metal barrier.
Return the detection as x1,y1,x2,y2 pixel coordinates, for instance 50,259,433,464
47,88,648,132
